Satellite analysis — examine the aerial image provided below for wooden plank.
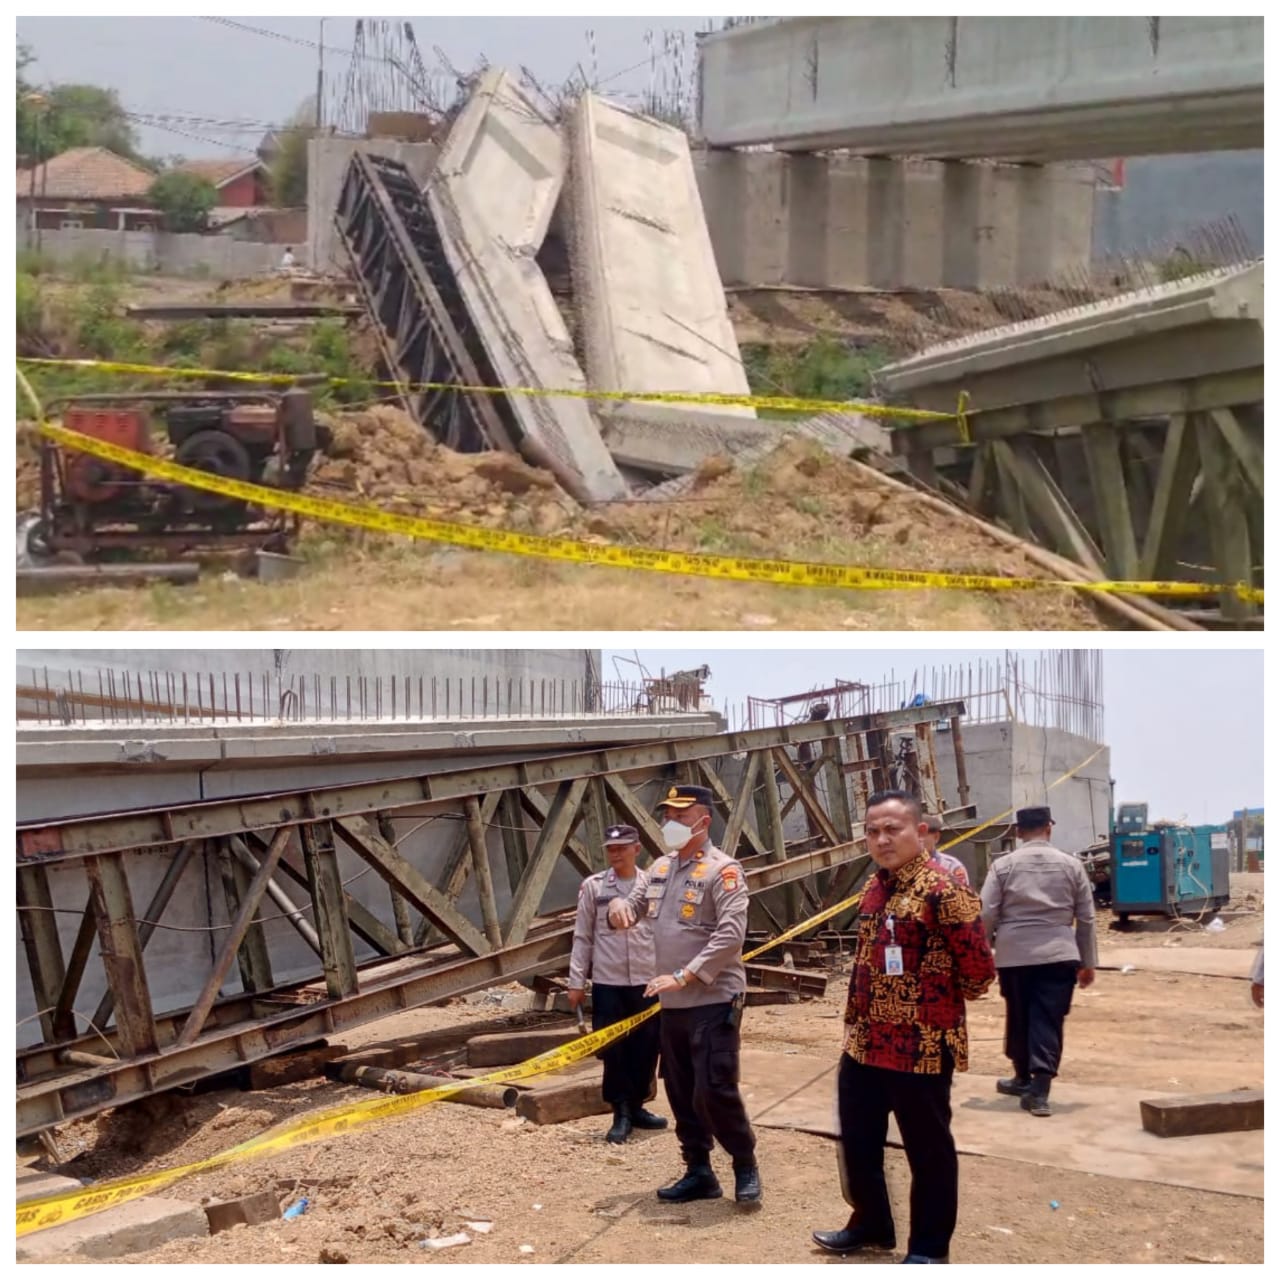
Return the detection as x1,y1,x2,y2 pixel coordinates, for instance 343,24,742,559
503,777,588,945
246,1043,347,1090
1194,412,1257,621
205,1192,282,1234
745,988,795,1007
465,796,504,950
85,852,159,1057
1138,414,1200,580
176,828,290,1048
467,1025,581,1068
1139,1090,1263,1138
515,1071,613,1125
302,822,359,1000
1080,420,1139,579
336,815,490,957
16,865,69,1043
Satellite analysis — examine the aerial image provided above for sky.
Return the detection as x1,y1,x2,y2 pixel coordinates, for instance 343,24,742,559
16,14,716,161
602,648,1264,825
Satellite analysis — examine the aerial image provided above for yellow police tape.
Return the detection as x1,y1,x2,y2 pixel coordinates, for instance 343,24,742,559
16,355,953,423
27,419,1261,605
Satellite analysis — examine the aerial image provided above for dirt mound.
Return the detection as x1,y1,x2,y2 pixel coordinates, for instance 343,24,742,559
311,407,579,535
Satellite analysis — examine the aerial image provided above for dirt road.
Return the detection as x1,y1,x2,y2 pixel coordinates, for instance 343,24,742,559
27,882,1263,1265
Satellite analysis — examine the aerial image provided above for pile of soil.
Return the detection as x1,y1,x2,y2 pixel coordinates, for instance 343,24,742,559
310,406,580,535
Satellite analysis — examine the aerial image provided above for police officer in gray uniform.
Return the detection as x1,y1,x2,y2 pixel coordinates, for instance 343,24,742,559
608,784,761,1206
567,824,667,1144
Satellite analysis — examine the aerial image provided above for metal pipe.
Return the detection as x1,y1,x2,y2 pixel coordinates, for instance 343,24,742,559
334,1063,517,1109
228,836,324,957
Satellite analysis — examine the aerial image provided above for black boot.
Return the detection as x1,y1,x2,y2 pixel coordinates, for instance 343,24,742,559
606,1103,633,1144
630,1105,668,1130
657,1163,722,1202
812,1216,897,1256
1020,1072,1052,1117
996,1076,1031,1097
733,1163,762,1205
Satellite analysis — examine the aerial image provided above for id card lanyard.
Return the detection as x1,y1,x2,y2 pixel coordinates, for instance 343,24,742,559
884,913,904,976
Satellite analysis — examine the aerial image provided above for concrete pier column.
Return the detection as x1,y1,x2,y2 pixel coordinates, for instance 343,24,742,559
786,153,829,287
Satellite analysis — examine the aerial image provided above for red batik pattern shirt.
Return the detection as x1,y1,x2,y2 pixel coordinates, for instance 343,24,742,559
844,852,995,1074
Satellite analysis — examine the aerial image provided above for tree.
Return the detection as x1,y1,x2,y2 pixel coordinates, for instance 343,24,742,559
149,171,218,233
268,98,317,208
17,45,140,163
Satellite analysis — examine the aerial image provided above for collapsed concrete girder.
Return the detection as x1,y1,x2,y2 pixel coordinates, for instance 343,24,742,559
428,70,628,502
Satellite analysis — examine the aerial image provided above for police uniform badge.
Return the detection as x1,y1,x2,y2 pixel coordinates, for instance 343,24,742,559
683,887,698,902
721,868,740,892
691,862,707,879
680,903,696,919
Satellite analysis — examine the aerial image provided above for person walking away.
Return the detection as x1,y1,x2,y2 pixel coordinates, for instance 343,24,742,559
1250,945,1263,1008
811,790,995,1264
567,824,666,1143
608,784,762,1206
922,813,969,885
979,806,1097,1118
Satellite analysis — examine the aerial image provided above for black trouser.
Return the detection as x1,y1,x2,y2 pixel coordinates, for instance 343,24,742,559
591,983,661,1109
836,1053,957,1260
997,961,1080,1082
659,1003,756,1167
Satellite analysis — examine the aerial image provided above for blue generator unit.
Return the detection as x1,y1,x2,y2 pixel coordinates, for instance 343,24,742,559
1110,803,1231,924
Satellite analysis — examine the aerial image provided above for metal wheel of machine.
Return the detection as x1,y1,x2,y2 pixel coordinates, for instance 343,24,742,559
173,430,252,511
16,511,53,568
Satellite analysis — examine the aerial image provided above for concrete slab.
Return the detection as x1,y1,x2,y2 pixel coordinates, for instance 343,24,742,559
697,17,1263,161
428,70,626,503
599,404,775,476
1097,946,1256,979
569,94,754,423
740,1050,1263,1199
16,1195,209,1261
18,1165,83,1202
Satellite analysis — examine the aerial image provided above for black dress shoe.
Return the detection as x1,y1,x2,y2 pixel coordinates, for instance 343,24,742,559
995,1076,1031,1096
901,1253,949,1263
657,1165,723,1202
811,1226,897,1255
606,1104,633,1144
630,1107,669,1130
1020,1091,1052,1117
733,1165,762,1204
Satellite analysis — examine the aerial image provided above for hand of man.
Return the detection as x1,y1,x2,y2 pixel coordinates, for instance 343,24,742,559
1078,967,1096,989
644,973,682,997
1251,982,1264,1009
566,988,586,1010
607,898,636,930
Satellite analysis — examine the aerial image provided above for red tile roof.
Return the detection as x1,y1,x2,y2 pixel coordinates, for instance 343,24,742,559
15,147,156,201
174,158,263,188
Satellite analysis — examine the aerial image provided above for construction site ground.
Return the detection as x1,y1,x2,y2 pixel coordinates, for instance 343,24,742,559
20,875,1263,1265
16,270,1122,632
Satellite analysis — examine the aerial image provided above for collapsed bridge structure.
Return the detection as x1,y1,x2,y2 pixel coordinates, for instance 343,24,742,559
16,687,971,1137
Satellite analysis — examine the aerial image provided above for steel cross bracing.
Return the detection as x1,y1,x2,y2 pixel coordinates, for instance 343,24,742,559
16,703,966,1135
333,151,517,453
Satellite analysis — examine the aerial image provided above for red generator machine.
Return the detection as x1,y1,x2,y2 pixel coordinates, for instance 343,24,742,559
20,388,329,564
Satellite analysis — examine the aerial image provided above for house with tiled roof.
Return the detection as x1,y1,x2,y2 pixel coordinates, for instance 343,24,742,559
16,146,163,232
173,157,270,211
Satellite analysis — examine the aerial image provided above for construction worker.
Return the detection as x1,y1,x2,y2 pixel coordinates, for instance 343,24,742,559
922,812,970,885
567,824,667,1144
980,805,1097,1118
811,790,994,1264
607,784,761,1206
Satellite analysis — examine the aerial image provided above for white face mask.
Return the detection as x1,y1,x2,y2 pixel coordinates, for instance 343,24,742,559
661,817,700,852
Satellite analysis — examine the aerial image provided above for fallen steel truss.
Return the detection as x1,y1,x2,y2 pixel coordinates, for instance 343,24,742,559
334,151,516,454
16,702,968,1135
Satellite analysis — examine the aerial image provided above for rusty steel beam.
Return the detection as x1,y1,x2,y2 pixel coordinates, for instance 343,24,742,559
85,853,158,1059
16,866,71,1044
18,704,965,864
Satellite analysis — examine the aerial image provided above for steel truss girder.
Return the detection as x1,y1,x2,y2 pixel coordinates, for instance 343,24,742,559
18,703,964,864
16,839,872,1136
334,150,516,453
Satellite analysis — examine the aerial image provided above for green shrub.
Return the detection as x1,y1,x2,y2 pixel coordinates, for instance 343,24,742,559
741,336,890,419
16,272,43,347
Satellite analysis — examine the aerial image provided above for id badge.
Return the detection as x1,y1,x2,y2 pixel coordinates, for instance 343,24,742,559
884,945,904,976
